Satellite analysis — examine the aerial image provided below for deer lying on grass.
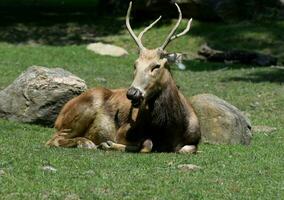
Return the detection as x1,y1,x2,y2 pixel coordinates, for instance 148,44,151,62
46,2,200,153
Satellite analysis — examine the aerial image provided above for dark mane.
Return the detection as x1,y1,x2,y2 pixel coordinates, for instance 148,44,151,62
145,78,188,151
149,81,186,128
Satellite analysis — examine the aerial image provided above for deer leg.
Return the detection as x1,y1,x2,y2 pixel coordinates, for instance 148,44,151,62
178,145,197,154
46,134,96,149
98,141,138,152
139,139,153,153
98,141,126,151
98,139,153,153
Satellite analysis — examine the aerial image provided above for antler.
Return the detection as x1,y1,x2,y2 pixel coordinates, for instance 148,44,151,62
126,2,144,50
126,1,162,50
138,16,162,42
160,3,192,50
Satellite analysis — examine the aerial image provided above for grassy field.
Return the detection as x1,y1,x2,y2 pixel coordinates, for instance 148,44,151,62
0,16,284,199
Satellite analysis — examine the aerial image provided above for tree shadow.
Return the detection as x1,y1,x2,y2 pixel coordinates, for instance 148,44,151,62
0,6,173,46
189,21,284,64
2,4,282,52
0,3,283,80
222,68,284,84
176,20,284,85
180,60,252,72
172,60,284,84
0,10,125,45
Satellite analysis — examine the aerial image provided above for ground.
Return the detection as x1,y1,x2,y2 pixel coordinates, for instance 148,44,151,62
0,17,283,199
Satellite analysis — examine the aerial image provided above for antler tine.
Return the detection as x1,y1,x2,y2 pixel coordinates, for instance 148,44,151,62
160,3,182,50
138,15,162,42
160,3,192,50
126,1,144,50
170,18,192,41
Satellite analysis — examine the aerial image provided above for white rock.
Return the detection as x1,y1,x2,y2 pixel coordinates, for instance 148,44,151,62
87,42,128,57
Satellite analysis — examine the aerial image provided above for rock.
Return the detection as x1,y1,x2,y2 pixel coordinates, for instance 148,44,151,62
87,42,128,57
0,169,5,176
191,94,252,145
252,125,277,134
94,77,107,83
0,66,87,127
42,165,57,173
177,164,202,172
64,194,81,200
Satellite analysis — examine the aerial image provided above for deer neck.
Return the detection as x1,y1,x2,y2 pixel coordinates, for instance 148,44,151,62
147,71,186,128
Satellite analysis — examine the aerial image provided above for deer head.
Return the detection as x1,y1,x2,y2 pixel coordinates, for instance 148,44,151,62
126,2,192,108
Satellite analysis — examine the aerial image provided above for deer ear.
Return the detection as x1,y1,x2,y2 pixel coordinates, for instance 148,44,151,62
164,53,183,64
163,52,187,70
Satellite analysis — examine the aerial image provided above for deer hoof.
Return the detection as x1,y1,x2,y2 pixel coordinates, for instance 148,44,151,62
98,142,111,150
179,145,197,154
140,139,153,153
77,141,97,149
106,140,114,147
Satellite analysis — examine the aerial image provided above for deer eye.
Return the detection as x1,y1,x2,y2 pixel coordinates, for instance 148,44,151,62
151,64,161,72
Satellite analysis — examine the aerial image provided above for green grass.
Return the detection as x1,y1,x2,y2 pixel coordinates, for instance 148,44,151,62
0,17,284,199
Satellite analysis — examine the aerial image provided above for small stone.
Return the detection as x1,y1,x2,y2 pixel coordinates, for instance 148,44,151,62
0,169,5,176
177,164,202,172
250,101,260,108
65,194,80,200
94,77,107,83
84,170,96,175
87,42,128,57
42,165,57,173
252,125,277,134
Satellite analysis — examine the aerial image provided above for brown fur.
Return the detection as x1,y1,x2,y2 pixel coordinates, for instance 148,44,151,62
46,68,200,152
46,2,200,153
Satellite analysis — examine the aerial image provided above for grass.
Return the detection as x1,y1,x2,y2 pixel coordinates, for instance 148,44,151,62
0,16,284,199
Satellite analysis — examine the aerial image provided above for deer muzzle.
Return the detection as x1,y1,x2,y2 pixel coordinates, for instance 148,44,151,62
126,87,143,108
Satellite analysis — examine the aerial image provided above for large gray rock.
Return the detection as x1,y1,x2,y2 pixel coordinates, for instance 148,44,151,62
87,42,128,57
191,94,252,145
0,66,87,127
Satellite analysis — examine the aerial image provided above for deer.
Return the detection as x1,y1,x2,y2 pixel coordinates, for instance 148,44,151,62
45,2,200,153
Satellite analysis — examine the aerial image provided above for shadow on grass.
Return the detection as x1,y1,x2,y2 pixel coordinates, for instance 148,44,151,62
176,60,253,72
189,21,284,64
0,11,127,45
0,9,172,46
175,60,284,84
0,7,283,84
222,68,284,84
0,8,283,57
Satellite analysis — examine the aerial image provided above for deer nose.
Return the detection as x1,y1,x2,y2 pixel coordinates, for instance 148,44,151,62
126,87,143,107
126,87,142,100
